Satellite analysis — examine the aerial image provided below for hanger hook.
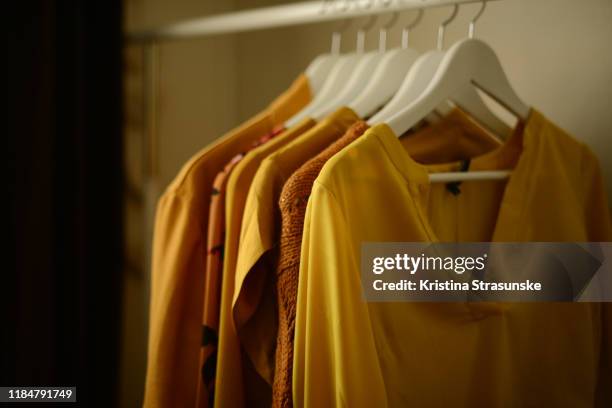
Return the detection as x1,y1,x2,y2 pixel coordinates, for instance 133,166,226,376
330,0,352,54
356,1,378,53
382,9,400,30
469,1,487,39
437,4,459,51
402,8,424,49
379,1,400,52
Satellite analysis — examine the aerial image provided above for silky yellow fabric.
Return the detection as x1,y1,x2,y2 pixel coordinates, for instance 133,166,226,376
144,74,311,408
214,118,316,408
231,107,360,389
295,110,612,407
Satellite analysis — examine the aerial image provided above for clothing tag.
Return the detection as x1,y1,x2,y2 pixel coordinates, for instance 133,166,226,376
445,159,471,195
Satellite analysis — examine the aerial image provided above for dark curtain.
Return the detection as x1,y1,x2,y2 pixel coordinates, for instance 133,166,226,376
7,1,124,406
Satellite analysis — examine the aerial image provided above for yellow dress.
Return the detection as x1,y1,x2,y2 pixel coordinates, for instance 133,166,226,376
295,110,612,407
233,107,360,389
145,74,311,408
215,118,316,408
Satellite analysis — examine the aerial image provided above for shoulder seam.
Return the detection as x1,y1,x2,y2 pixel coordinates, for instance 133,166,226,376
312,179,349,228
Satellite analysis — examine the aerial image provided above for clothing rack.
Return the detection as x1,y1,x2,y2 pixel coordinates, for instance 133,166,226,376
129,0,503,185
128,0,500,42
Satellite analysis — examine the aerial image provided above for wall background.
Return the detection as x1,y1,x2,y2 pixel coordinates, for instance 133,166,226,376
123,1,612,406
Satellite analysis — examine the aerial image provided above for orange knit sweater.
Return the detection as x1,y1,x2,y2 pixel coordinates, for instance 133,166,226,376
273,121,370,408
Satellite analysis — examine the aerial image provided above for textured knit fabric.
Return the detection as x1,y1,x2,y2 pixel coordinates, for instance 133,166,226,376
273,108,501,408
145,74,311,408
294,109,612,407
197,127,285,408
272,121,367,408
215,118,316,408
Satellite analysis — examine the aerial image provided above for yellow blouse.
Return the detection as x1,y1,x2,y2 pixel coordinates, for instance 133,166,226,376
233,107,360,388
145,74,311,408
295,110,612,407
215,118,316,408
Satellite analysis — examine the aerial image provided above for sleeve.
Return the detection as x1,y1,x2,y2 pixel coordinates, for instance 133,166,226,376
580,146,612,407
144,191,206,408
292,181,387,408
232,170,278,385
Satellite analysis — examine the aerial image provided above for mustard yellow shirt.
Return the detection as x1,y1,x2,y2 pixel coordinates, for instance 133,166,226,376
295,110,612,407
144,74,311,408
215,118,316,408
232,107,360,387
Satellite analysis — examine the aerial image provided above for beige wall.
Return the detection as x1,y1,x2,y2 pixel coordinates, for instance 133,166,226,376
123,1,239,407
122,0,612,406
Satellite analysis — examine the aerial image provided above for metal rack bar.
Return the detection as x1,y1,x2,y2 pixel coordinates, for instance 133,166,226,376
128,0,499,42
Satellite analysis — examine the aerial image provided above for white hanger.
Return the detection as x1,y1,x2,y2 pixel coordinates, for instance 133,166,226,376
386,2,531,183
368,49,444,123
303,0,345,95
305,54,341,96
311,10,383,120
285,16,360,127
437,2,512,138
350,9,422,118
368,5,460,124
369,3,511,139
385,38,530,133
